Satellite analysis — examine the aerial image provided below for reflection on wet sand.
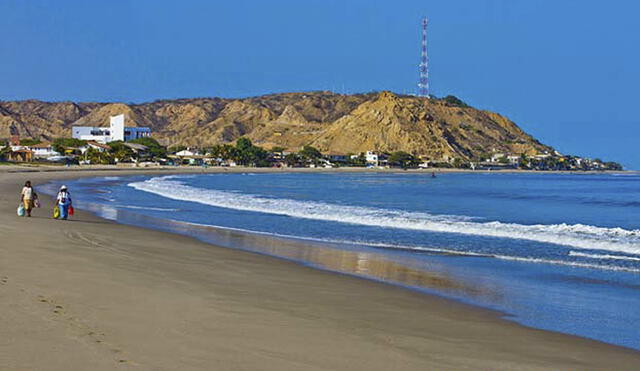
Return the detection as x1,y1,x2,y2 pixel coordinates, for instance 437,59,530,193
87,202,500,302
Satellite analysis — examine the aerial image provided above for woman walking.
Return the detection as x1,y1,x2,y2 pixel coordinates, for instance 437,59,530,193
56,185,72,220
20,181,37,217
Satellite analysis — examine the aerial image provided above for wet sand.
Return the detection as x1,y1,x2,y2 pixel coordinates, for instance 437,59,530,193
1,167,639,370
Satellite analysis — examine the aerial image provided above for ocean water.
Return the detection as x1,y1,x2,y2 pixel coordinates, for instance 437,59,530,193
45,172,640,350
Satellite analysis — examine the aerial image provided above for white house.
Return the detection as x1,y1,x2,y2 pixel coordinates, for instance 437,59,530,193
489,153,505,163
365,151,378,163
507,155,520,164
533,154,551,160
489,153,520,164
72,114,151,144
364,151,388,167
365,151,380,166
175,149,198,157
27,142,60,158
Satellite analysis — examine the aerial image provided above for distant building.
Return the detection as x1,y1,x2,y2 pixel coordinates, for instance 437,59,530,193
122,142,149,154
175,149,198,157
365,151,378,163
533,154,551,160
28,142,60,158
489,153,505,163
72,114,151,144
327,153,348,163
365,151,388,167
506,155,520,164
79,141,112,153
6,149,33,162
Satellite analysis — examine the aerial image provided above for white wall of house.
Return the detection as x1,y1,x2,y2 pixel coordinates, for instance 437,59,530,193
72,114,151,143
507,156,520,164
365,151,379,164
110,114,125,141
73,127,111,144
489,153,505,163
32,147,60,157
176,150,196,156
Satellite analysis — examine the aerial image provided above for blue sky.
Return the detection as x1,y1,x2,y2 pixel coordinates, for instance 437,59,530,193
1,0,639,168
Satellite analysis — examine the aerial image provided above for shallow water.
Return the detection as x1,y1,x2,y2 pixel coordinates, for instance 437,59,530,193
43,172,640,350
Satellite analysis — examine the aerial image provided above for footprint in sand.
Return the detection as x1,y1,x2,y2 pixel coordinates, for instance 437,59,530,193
0,276,7,285
36,295,64,314
34,294,134,365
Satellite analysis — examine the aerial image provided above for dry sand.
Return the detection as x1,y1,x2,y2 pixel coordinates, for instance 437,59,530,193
1,167,639,370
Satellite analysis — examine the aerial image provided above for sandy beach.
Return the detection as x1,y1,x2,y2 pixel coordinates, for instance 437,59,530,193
1,166,639,370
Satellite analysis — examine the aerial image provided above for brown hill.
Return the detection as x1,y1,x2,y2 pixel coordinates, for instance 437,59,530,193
311,92,548,159
0,91,552,160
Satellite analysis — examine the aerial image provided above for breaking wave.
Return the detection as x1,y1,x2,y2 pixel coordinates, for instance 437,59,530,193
129,176,640,256
569,251,640,262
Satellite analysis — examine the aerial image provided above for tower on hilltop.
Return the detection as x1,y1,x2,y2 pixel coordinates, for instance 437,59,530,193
418,17,430,98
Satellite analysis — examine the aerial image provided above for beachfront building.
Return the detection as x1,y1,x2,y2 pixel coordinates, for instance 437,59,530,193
507,155,520,164
6,149,33,162
175,149,198,157
489,153,520,164
72,114,151,144
489,153,505,163
365,151,379,165
327,153,348,163
79,141,112,154
8,136,26,152
364,151,388,167
4,137,55,160
28,142,60,158
123,142,148,154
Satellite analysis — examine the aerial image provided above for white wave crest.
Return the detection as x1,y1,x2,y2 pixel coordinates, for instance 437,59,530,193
119,205,180,212
129,176,640,255
493,255,640,273
569,251,640,262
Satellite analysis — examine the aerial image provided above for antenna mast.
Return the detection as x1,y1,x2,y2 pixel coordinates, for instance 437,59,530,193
418,17,430,98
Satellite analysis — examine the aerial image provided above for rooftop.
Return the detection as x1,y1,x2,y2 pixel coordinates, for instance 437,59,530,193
28,142,53,149
123,143,148,151
86,141,112,150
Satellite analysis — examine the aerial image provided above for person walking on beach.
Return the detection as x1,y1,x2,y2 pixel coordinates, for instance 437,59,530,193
20,181,38,217
55,185,72,220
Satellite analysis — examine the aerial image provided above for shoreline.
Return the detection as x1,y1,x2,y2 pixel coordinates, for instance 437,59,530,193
2,168,639,370
1,163,636,175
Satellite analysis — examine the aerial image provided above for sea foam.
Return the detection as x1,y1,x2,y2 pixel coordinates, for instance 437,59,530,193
129,176,640,256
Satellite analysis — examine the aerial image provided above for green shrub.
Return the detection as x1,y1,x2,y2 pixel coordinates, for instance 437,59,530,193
442,95,468,108
388,151,419,169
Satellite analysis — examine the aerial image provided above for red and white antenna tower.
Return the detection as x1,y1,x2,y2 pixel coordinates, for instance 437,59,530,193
418,17,429,97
